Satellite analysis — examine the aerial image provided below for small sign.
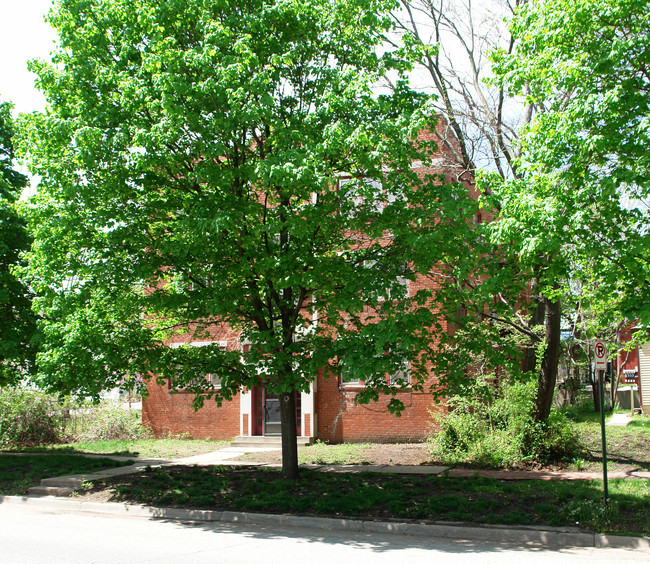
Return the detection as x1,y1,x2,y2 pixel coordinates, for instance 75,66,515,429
594,340,607,370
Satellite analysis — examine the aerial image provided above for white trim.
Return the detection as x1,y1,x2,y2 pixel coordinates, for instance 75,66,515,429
639,343,650,413
301,383,314,438
169,340,228,349
240,387,252,436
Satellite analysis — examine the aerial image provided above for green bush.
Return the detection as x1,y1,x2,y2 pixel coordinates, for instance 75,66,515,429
428,379,582,467
0,387,66,448
0,387,149,447
67,401,149,442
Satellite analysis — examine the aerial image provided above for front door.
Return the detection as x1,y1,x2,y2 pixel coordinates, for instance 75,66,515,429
251,387,302,436
264,391,282,435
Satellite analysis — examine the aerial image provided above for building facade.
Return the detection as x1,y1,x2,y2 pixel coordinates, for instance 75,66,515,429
142,124,478,442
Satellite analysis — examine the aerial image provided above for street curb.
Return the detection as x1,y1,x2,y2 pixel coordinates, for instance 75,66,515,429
1,495,648,552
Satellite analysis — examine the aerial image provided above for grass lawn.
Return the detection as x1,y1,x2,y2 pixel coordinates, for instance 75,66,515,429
5,438,231,460
79,465,650,537
566,410,650,473
0,453,135,495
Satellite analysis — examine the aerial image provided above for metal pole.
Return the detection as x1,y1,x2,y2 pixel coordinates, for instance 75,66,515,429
598,368,609,504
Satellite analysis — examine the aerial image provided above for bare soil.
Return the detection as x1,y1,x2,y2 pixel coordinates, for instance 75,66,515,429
235,443,433,466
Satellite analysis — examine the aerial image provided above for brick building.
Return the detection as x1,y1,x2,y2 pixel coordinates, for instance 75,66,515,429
617,327,649,414
143,124,479,443
142,274,450,443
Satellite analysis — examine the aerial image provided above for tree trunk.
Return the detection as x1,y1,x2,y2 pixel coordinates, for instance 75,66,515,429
532,295,561,423
522,298,545,374
592,371,601,413
280,391,299,479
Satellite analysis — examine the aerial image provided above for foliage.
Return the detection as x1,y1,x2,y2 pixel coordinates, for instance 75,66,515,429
0,101,37,385
392,0,575,426
66,401,150,443
0,387,66,448
393,0,529,179
20,0,481,477
0,387,150,448
428,379,581,466
491,0,650,327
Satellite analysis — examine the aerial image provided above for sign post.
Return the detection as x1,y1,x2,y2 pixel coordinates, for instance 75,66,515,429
594,340,609,504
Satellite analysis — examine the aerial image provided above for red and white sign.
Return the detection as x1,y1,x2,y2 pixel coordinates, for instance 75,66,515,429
594,340,607,370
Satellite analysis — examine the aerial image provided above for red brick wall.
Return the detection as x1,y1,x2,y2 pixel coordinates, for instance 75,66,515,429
142,126,470,442
142,323,242,440
314,369,446,443
143,381,241,440
313,270,450,443
618,327,641,387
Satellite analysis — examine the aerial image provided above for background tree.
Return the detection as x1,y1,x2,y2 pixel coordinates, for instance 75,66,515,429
392,0,530,179
22,0,477,478
393,0,650,421
0,99,37,384
490,0,650,415
391,0,570,422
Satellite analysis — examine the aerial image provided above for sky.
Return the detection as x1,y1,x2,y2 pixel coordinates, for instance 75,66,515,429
0,1,58,115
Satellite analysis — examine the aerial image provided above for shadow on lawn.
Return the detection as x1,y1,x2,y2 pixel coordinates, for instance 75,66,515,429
4,446,140,457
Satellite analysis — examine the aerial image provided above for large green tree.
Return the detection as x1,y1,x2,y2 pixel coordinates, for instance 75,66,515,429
394,0,650,422
488,0,650,418
0,100,37,384
391,0,566,422
22,0,477,477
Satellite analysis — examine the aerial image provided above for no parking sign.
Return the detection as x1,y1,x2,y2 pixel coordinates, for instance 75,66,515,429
594,340,607,370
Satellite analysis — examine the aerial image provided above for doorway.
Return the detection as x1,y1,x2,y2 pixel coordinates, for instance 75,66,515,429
252,387,301,436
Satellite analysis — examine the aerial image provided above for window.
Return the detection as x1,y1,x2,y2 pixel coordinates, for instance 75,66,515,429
169,340,227,390
338,345,364,387
338,177,384,215
362,260,409,302
340,368,363,387
389,357,410,386
339,348,410,387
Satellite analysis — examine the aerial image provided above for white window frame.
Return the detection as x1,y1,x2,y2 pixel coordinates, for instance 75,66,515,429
339,177,384,215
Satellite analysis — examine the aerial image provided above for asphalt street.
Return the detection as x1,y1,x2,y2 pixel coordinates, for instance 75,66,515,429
0,502,646,564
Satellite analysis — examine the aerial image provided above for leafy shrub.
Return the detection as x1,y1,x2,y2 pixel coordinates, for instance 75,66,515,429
68,401,149,442
0,387,66,447
428,379,582,467
0,387,149,447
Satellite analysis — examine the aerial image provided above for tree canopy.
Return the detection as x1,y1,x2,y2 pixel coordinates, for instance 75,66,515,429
0,99,37,384
492,0,650,323
391,0,650,421
481,0,650,414
22,0,478,477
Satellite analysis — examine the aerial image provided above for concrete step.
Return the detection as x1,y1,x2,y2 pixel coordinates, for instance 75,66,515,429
230,436,312,448
28,486,74,497
40,476,85,488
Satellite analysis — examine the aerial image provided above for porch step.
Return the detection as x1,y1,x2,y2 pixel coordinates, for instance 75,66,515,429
230,436,313,448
